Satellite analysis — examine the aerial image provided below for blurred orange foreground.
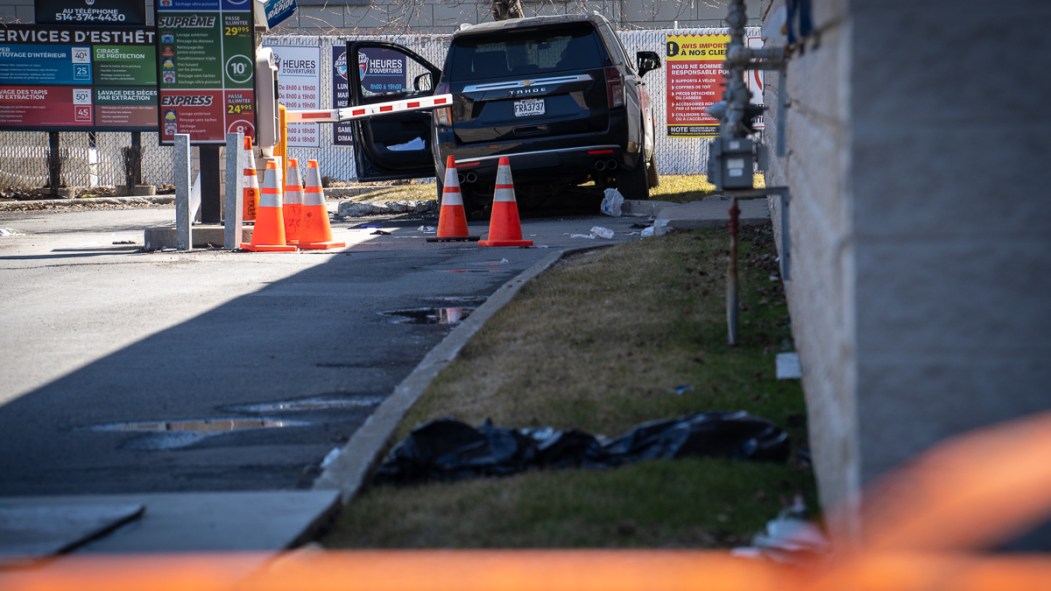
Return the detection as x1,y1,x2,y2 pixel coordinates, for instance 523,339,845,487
3,411,1050,591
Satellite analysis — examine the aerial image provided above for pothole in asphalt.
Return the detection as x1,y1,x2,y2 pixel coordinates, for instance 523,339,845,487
428,295,487,305
230,394,385,413
383,307,474,325
87,417,306,434
83,417,310,451
464,258,510,266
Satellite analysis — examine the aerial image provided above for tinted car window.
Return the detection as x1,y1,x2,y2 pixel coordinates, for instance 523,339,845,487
598,22,633,71
446,25,603,80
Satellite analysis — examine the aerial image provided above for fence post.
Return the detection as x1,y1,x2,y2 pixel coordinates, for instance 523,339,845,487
47,132,61,198
123,132,143,195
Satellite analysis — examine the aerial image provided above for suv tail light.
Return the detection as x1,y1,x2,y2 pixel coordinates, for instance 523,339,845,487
605,67,625,109
434,82,453,125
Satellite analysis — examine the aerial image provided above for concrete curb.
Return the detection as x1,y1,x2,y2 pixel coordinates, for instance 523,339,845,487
0,196,175,210
621,199,675,218
313,245,606,503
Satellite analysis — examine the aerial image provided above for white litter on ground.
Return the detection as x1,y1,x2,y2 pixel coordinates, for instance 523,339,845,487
776,352,801,380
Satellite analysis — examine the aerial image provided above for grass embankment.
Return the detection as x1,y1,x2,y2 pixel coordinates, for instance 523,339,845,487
322,194,815,548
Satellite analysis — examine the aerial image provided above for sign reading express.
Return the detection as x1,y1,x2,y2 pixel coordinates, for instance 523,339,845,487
0,26,157,131
156,0,255,145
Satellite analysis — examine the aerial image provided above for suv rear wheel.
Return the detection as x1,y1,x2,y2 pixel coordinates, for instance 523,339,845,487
647,154,660,189
461,187,488,221
616,159,650,200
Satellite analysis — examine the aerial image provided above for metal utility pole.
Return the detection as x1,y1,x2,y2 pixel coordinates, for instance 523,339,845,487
707,0,791,346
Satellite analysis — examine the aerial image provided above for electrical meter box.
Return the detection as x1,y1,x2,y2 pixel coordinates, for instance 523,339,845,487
708,136,755,190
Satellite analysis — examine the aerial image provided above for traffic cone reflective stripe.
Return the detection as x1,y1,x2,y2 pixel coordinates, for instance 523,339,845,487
240,160,296,252
283,158,304,244
242,167,259,222
479,157,532,247
242,136,258,222
428,155,479,242
298,159,346,251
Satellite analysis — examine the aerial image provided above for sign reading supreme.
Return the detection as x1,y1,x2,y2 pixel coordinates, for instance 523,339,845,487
155,0,255,145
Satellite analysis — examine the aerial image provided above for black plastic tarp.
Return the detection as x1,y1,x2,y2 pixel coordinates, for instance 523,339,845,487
374,411,790,485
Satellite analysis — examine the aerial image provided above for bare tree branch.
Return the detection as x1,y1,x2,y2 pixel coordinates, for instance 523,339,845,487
492,0,524,21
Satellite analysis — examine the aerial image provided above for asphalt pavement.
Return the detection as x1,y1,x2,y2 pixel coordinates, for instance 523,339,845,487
0,195,769,571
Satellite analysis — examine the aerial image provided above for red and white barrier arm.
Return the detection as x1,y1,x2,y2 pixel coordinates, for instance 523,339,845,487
285,94,453,124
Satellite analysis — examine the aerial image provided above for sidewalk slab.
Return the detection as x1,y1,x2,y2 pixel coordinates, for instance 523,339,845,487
143,225,253,251
654,195,770,235
0,491,340,560
0,502,144,567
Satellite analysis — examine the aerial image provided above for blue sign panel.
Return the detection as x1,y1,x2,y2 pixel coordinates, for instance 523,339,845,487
357,46,406,95
264,0,296,28
331,44,351,145
0,44,90,85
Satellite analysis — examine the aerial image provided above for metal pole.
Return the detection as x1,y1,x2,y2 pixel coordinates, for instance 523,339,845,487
87,131,98,189
721,0,749,141
723,0,747,346
727,198,740,346
47,132,61,198
131,131,142,185
779,190,791,281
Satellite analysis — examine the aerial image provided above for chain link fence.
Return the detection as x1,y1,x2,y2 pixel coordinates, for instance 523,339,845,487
0,27,756,191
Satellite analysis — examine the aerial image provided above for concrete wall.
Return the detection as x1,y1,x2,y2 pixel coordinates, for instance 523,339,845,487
765,0,1051,546
0,0,760,31
761,0,859,538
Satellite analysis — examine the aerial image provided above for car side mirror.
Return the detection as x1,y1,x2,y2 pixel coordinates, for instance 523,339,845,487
414,73,434,92
636,51,661,76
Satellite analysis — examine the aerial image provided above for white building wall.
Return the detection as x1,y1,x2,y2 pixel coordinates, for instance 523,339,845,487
765,0,1051,548
850,0,1051,500
761,0,859,539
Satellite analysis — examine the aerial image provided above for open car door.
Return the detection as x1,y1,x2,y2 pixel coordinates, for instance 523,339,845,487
347,41,442,181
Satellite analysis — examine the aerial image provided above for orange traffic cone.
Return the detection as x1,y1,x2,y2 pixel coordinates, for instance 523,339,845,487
298,160,346,250
427,155,479,242
479,157,532,247
242,137,259,223
240,160,297,252
283,158,304,244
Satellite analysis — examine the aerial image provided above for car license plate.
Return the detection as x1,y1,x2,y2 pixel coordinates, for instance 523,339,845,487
514,98,545,118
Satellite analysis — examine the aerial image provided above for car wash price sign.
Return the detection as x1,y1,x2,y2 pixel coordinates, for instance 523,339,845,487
0,26,157,131
155,0,255,144
665,33,729,138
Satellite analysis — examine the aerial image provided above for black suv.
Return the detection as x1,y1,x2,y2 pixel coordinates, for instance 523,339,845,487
346,14,661,215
